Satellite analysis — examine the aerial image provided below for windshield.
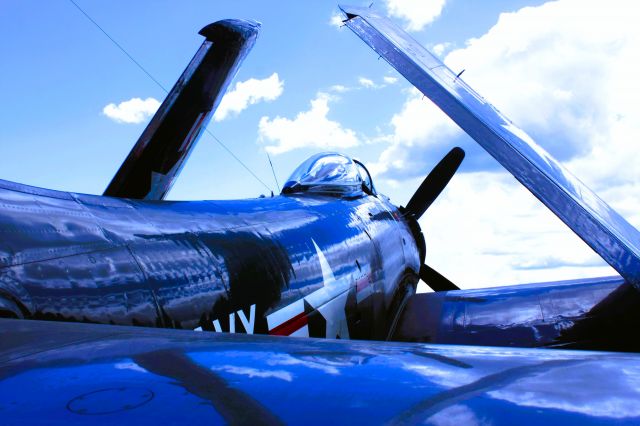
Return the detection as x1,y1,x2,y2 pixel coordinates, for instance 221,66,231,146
282,153,364,196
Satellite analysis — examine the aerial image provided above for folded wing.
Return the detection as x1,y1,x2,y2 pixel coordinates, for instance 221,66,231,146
340,6,640,289
104,19,260,200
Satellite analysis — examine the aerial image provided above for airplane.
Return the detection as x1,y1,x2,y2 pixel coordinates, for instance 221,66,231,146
0,17,440,343
2,5,640,424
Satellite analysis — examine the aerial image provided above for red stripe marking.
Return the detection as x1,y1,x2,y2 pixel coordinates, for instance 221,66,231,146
356,276,370,292
180,112,207,152
269,311,308,336
356,272,373,292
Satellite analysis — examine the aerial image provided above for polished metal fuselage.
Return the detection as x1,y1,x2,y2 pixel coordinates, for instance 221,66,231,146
0,178,420,340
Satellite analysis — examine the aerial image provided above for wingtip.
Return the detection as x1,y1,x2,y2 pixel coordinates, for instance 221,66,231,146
199,19,261,43
338,4,362,20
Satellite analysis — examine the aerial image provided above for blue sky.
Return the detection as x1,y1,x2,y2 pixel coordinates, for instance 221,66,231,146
1,0,638,288
0,0,544,197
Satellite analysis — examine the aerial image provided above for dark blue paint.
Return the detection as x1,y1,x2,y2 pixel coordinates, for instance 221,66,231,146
0,11,638,352
1,319,640,425
104,19,261,201
0,174,418,339
395,276,640,351
2,10,640,424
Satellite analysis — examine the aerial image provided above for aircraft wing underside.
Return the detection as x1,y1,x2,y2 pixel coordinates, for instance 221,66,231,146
340,6,640,290
2,318,640,424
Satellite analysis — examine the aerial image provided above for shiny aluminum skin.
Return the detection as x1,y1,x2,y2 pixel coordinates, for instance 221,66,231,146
0,177,420,340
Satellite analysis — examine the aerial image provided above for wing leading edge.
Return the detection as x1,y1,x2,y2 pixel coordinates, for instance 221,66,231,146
340,6,640,289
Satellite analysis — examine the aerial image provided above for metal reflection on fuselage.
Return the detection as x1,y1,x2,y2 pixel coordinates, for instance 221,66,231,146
0,176,421,342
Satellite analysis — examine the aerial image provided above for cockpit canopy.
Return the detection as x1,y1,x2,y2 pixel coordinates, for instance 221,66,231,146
282,153,375,197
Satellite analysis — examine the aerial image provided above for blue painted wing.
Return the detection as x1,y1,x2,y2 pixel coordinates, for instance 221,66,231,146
339,6,640,289
2,319,640,424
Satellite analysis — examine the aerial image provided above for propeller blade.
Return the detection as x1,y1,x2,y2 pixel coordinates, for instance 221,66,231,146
405,147,465,219
420,264,460,292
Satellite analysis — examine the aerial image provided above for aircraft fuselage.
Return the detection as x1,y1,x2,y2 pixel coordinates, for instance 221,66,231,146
0,179,420,340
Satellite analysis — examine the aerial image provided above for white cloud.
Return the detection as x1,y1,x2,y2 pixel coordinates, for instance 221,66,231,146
329,11,344,28
259,92,360,155
432,42,451,57
368,88,460,177
358,77,376,88
329,84,350,93
104,75,283,125
378,0,640,180
102,97,160,124
372,0,640,287
416,171,614,289
358,76,399,90
214,73,284,122
385,0,447,31
441,1,629,160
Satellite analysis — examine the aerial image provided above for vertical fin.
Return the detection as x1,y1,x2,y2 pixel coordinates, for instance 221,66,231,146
104,19,260,200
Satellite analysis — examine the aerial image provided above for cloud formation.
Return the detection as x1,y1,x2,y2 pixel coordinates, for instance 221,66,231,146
432,42,451,57
358,77,376,89
377,0,640,181
417,171,613,288
329,84,350,93
259,92,360,154
329,11,344,28
214,73,284,122
358,76,399,89
103,74,282,125
103,97,160,124
385,0,447,31
368,88,460,178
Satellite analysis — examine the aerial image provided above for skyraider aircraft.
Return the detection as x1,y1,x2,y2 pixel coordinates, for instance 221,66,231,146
1,15,639,351
3,6,640,424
